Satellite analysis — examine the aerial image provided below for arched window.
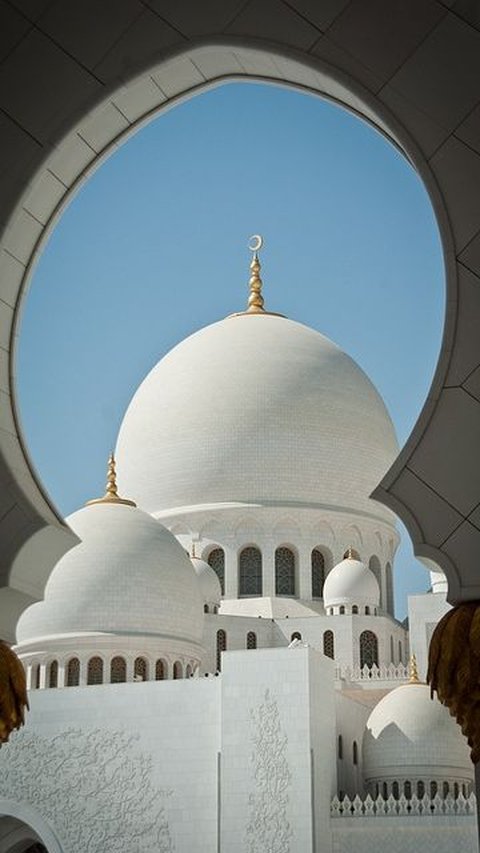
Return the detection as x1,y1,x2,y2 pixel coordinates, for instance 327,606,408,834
155,659,166,680
204,604,209,613
352,605,358,614
431,781,438,798
404,781,412,799
207,547,225,596
353,741,358,765
338,735,343,759
291,631,302,642
398,640,403,662
239,546,262,597
417,780,425,798
392,781,399,799
386,562,394,615
275,546,295,596
390,635,394,663
365,606,370,615
360,630,379,668
110,656,126,683
31,663,40,689
443,781,449,798
382,782,388,799
48,660,58,688
344,548,360,560
216,629,227,671
173,661,183,679
87,656,103,685
369,555,382,598
134,656,148,681
323,630,334,659
66,657,80,687
311,548,325,598
339,605,345,615
186,664,192,677
453,782,459,799
247,631,257,649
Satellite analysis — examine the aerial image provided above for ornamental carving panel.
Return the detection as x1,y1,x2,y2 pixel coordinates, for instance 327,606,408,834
246,689,292,853
0,728,174,853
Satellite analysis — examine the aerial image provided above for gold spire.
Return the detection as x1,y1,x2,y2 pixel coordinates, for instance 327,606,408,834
191,541,197,558
347,546,354,560
409,653,420,684
86,453,136,507
246,235,265,313
228,236,285,319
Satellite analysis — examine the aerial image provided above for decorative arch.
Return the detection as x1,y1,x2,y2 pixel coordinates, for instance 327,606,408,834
246,631,257,650
47,660,58,689
275,545,296,596
238,546,262,597
173,661,183,680
110,656,126,684
66,657,80,687
0,19,472,634
134,656,148,681
323,630,334,659
385,562,394,615
87,656,103,685
216,629,226,671
207,546,225,596
311,548,325,598
155,659,166,680
360,630,379,669
291,631,302,642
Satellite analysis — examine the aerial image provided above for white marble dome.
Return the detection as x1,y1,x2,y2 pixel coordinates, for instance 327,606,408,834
191,556,221,610
16,502,204,647
116,314,399,520
323,557,380,611
363,682,473,789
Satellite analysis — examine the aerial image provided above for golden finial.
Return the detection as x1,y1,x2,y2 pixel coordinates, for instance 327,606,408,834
347,546,354,560
191,541,197,558
86,453,136,507
409,653,420,684
246,235,265,313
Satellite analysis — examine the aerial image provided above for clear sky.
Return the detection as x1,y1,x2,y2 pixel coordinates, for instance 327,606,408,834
16,82,445,620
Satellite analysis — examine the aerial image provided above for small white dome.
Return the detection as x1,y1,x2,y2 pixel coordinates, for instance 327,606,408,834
363,683,472,788
323,558,380,610
191,556,221,608
16,502,204,648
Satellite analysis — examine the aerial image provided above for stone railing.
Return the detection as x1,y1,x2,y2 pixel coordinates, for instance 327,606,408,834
335,663,409,682
331,792,477,818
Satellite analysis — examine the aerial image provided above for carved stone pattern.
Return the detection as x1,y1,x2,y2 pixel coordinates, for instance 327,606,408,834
246,689,293,853
0,728,174,853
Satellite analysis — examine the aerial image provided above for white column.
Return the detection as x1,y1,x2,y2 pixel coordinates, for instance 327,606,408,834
262,539,275,598
298,544,312,600
224,544,238,599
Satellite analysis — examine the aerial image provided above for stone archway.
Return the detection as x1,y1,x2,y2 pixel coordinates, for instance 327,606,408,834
0,5,479,639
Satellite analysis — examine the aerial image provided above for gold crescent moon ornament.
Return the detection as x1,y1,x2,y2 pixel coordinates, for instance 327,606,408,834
248,234,263,252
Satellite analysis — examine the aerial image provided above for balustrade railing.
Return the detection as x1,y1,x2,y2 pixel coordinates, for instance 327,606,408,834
335,663,409,681
331,791,477,818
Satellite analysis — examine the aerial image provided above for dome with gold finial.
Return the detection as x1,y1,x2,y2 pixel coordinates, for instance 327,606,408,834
15,456,204,670
362,655,473,798
115,239,398,522
323,550,380,614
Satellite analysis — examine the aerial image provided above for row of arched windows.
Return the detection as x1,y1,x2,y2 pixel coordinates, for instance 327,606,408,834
29,655,193,688
326,605,376,616
372,780,470,800
208,546,327,598
290,629,377,667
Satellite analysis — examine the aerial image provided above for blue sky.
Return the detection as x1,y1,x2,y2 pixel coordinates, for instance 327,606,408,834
16,82,445,619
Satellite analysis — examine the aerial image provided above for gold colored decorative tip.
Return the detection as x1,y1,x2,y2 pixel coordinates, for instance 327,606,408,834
246,235,265,313
347,546,354,560
191,541,197,559
228,235,285,319
409,653,420,684
86,453,137,507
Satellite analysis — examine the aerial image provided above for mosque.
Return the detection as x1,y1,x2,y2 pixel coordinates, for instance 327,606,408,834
0,241,476,853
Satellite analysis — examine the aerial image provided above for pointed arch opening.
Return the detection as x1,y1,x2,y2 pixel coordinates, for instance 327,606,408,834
360,630,379,669
207,547,225,596
239,546,262,597
275,546,296,596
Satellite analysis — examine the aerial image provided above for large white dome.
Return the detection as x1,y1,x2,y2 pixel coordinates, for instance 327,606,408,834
116,314,398,520
16,502,204,647
363,683,473,787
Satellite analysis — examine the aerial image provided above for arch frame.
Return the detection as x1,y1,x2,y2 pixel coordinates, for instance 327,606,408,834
0,800,63,853
0,26,473,630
